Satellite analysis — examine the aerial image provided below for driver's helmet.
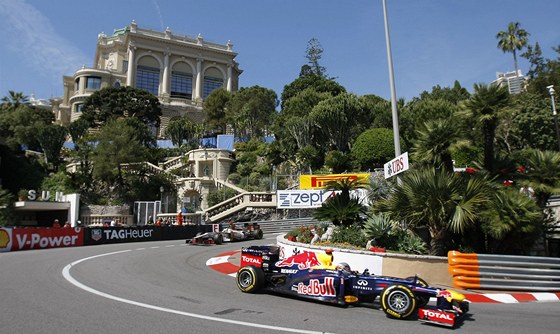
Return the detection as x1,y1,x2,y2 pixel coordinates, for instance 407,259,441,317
336,262,351,272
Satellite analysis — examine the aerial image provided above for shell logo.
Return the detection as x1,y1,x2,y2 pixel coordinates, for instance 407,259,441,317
0,228,12,251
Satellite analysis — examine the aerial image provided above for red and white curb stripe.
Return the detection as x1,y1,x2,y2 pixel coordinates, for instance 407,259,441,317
205,251,238,277
206,251,560,303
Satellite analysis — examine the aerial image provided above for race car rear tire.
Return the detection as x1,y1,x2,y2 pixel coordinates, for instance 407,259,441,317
255,229,264,240
214,233,224,245
381,285,416,319
236,266,264,293
406,276,430,308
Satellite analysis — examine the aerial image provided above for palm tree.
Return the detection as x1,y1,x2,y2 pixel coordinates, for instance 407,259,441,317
496,22,530,78
1,90,29,108
521,149,560,209
462,83,510,174
411,117,468,173
479,188,543,254
313,177,368,227
373,167,493,255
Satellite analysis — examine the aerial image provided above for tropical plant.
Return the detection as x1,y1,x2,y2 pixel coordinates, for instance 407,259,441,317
1,91,29,108
363,213,398,245
496,22,530,78
313,177,368,227
521,149,560,208
411,117,467,172
479,187,543,254
461,83,510,173
373,167,493,255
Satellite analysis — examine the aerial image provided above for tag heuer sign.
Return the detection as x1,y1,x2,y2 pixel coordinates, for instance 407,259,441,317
91,229,102,241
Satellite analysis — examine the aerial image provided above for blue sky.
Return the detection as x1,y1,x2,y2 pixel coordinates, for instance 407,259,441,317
0,0,559,103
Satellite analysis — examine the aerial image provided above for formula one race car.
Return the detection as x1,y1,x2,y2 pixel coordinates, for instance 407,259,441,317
187,222,264,245
236,245,469,328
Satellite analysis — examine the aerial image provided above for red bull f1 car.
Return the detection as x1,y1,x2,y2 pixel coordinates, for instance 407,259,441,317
236,245,470,328
187,222,263,245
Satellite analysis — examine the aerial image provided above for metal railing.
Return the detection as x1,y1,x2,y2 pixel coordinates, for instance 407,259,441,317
448,251,560,292
255,218,317,235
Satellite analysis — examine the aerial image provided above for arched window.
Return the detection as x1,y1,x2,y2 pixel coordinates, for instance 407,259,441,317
203,67,223,99
136,56,160,96
171,62,193,99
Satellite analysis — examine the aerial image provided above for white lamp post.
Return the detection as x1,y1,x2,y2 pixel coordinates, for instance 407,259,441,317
547,85,560,151
382,0,402,184
159,186,164,213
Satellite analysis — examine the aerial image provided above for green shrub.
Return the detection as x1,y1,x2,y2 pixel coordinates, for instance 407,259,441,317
330,224,369,248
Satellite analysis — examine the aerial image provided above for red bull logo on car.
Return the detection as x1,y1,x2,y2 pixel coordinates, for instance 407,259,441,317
297,278,336,297
275,251,321,270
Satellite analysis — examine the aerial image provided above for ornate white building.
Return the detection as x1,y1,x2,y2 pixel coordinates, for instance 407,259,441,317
53,20,242,136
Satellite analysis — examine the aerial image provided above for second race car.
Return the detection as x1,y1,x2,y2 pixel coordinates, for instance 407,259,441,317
187,221,263,245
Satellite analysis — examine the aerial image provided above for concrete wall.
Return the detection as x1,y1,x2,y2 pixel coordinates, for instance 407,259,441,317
276,235,452,287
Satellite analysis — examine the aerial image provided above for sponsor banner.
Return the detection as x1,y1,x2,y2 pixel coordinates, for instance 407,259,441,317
10,227,84,251
85,227,160,245
299,174,370,190
276,190,338,209
384,152,409,179
0,227,13,253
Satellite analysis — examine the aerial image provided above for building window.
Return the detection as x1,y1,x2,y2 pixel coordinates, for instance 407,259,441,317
123,60,128,73
113,80,121,88
85,76,102,90
75,103,84,113
75,78,79,91
171,71,192,99
203,76,223,98
136,65,160,96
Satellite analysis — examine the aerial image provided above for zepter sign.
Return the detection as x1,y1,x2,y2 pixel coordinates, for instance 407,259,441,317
276,190,338,209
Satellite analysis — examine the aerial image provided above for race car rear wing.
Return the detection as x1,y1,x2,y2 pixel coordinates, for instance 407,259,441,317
240,246,280,269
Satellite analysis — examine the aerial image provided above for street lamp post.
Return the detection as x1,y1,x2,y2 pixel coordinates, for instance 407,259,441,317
159,186,164,213
382,0,402,184
547,85,560,151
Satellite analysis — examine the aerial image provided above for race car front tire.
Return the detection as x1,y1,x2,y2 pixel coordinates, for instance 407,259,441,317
214,233,224,245
406,276,430,308
236,266,264,293
381,285,417,319
255,229,264,240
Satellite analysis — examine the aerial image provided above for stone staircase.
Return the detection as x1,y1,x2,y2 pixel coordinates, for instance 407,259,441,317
123,157,278,222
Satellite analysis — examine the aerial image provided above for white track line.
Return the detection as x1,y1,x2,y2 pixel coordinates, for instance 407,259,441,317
62,249,336,334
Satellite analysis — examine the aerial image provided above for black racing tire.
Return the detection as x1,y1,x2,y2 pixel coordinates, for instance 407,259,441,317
213,233,224,245
381,285,417,319
406,276,430,308
236,266,264,293
255,229,264,240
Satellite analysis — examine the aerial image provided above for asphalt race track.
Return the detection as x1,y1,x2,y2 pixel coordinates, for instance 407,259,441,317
1,237,559,334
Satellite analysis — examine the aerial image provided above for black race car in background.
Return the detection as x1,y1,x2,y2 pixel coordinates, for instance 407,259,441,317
236,245,470,328
187,222,263,245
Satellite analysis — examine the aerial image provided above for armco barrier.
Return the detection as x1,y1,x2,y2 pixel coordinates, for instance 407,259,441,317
448,251,560,292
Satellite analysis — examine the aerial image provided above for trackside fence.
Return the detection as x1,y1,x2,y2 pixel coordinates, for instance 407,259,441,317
254,218,318,235
448,251,560,292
